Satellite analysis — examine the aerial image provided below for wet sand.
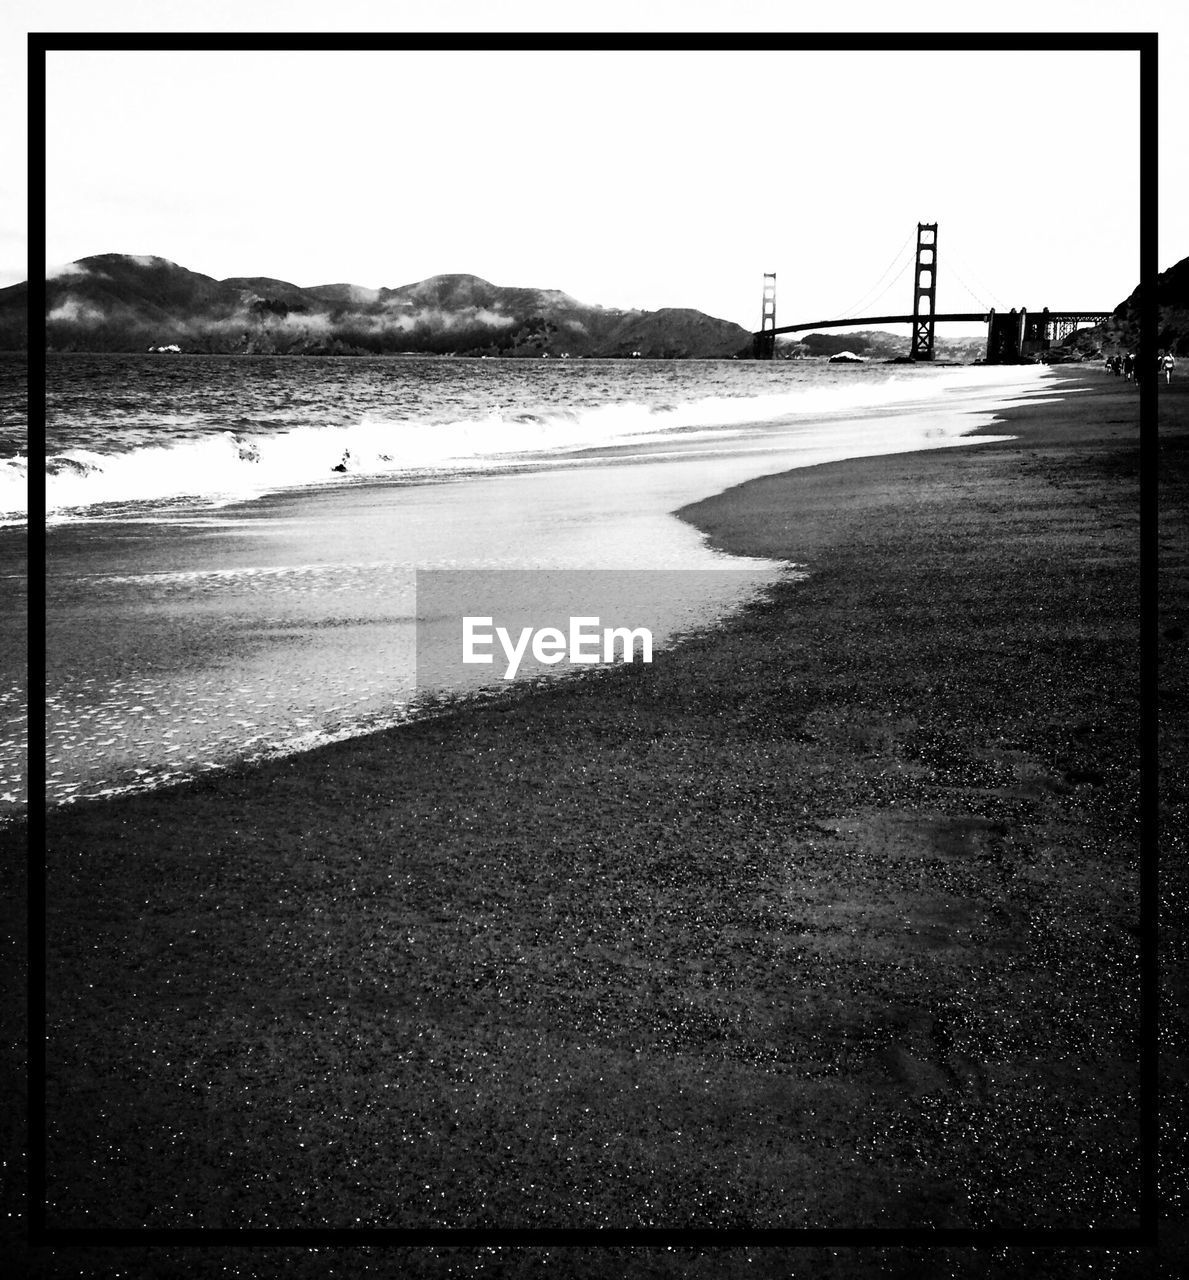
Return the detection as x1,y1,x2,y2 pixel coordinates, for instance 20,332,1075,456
6,367,1182,1274
31,376,1029,809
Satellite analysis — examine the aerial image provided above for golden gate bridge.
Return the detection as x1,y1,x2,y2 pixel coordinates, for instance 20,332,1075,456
753,223,1112,363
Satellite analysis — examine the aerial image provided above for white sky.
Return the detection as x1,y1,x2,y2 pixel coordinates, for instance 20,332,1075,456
3,2,1187,332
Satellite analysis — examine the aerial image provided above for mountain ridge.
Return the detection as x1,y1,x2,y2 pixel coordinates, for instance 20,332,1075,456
0,255,755,358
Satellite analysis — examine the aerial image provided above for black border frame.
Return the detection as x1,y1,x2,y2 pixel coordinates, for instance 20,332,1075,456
26,29,1160,1253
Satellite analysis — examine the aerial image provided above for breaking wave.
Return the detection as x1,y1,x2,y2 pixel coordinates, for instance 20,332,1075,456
11,363,1020,525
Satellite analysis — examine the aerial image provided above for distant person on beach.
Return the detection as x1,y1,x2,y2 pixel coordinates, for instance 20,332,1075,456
1161,352,1176,384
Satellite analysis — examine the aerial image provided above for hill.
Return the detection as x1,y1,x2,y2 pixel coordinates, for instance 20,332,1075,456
1062,254,1189,359
0,256,754,358
775,329,988,362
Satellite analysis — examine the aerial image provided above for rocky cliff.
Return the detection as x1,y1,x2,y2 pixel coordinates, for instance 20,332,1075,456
1063,254,1189,358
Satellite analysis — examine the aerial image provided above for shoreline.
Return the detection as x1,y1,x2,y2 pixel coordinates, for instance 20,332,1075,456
26,366,1040,815
27,358,1035,528
8,367,1181,1265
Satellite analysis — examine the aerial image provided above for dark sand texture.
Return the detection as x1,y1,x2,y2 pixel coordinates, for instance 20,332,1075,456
6,369,1184,1275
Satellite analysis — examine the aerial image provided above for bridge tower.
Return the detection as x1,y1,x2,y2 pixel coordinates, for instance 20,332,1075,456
910,223,938,361
755,272,777,359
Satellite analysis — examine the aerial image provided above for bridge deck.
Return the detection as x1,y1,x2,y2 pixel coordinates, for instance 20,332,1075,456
761,311,1112,338
765,313,986,336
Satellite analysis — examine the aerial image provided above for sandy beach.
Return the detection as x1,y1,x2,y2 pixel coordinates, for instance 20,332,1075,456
7,367,1183,1273
29,367,1029,812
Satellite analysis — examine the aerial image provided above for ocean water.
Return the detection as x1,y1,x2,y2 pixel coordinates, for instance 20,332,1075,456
9,353,1050,813
10,352,1025,524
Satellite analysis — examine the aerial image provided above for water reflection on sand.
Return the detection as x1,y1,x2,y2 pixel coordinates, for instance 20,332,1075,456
31,380,1040,811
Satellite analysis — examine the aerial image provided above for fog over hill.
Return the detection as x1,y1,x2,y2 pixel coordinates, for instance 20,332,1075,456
0,254,755,359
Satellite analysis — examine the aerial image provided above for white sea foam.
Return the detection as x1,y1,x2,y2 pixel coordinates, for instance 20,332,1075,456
0,456,26,527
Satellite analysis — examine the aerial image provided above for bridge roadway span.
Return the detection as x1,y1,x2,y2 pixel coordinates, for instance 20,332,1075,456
762,311,1110,337
767,313,985,336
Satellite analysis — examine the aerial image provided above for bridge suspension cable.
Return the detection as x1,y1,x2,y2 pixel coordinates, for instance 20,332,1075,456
845,257,916,321
944,257,992,312
826,230,917,322
944,245,1008,313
